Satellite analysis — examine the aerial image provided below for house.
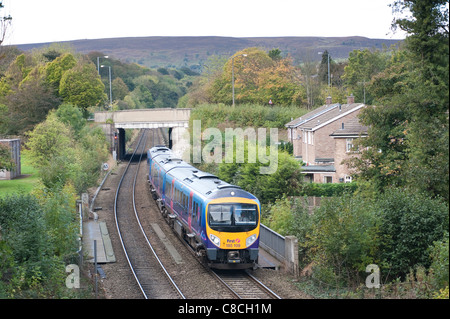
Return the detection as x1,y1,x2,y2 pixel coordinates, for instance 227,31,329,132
285,95,368,183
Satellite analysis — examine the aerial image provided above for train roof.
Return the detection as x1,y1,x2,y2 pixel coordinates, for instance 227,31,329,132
148,146,257,201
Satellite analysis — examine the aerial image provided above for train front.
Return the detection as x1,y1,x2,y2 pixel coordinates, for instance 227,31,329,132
205,192,260,269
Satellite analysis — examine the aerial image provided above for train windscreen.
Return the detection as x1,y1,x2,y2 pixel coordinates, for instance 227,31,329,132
208,203,258,232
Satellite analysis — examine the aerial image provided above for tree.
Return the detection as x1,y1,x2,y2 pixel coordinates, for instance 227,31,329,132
59,61,106,117
0,1,12,46
318,50,333,85
44,53,77,95
348,0,449,200
112,77,129,101
5,74,61,134
210,48,304,106
342,48,390,104
0,142,15,171
25,112,73,170
268,48,282,61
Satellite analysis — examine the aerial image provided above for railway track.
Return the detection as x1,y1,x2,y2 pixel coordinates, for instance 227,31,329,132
114,129,185,299
212,270,282,299
166,215,282,299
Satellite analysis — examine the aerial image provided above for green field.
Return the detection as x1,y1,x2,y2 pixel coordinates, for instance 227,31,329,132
0,152,40,197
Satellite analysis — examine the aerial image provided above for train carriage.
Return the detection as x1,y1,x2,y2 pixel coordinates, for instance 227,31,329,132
147,145,260,269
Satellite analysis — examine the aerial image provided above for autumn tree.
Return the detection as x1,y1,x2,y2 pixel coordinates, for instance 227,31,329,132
210,48,305,106
59,61,106,117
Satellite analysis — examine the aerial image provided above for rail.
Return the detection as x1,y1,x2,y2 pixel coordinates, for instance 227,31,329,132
114,129,185,299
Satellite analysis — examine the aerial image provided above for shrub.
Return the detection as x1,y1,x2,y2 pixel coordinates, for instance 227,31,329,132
306,193,381,286
376,188,449,279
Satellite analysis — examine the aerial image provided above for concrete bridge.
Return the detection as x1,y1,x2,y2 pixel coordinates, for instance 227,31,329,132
94,108,191,159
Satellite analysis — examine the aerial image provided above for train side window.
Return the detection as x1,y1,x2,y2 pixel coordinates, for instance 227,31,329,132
193,202,198,219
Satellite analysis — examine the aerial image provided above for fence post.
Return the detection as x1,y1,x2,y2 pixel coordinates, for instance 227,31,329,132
284,236,299,277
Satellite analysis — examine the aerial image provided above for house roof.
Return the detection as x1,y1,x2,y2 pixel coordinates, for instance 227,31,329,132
285,103,340,128
285,103,365,131
329,117,369,137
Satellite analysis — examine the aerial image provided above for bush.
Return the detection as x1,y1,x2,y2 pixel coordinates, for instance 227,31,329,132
306,193,381,286
376,188,449,279
300,188,449,286
429,233,449,290
0,191,80,298
190,103,308,129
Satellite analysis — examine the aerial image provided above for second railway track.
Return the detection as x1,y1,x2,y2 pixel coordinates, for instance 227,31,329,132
114,129,185,299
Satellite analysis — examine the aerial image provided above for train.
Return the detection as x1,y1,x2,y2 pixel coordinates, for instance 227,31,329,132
147,145,260,269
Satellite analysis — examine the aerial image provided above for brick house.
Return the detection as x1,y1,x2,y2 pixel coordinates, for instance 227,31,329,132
285,96,368,183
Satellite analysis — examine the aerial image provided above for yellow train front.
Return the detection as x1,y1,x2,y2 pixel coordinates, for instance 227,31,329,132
147,146,260,269
204,192,260,269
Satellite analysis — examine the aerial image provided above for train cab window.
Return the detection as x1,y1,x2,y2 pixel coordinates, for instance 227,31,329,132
208,203,258,232
234,204,257,226
209,205,232,226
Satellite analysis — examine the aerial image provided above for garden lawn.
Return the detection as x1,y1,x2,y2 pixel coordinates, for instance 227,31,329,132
0,152,40,197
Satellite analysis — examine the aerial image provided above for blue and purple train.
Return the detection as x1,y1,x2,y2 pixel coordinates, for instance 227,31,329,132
147,145,260,269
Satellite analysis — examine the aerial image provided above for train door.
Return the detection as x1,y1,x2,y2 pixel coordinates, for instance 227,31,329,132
188,191,193,232
171,179,175,211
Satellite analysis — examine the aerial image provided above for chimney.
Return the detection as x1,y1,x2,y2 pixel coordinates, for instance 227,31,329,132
326,96,332,105
347,94,355,104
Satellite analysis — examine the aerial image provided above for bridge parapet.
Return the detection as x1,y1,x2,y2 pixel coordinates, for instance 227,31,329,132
94,108,191,129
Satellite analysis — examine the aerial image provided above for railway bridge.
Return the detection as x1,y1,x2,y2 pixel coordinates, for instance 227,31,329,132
94,108,191,159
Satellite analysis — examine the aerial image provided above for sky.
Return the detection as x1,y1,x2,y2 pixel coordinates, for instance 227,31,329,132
2,0,407,45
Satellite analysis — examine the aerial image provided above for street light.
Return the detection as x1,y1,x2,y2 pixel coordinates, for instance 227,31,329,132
231,53,247,107
97,55,108,74
101,65,112,107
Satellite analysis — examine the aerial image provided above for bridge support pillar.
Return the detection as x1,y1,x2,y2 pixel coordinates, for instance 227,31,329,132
168,127,173,149
116,128,126,160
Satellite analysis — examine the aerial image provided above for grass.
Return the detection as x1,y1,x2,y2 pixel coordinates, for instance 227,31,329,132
0,152,40,197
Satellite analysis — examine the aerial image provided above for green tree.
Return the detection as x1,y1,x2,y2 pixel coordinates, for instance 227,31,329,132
59,61,106,117
4,74,61,134
343,48,391,104
44,53,77,94
0,142,15,171
348,0,449,200
376,188,449,278
112,77,129,101
25,112,72,169
54,103,86,138
306,193,381,285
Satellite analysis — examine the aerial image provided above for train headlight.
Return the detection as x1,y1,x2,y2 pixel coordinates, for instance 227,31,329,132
209,234,221,247
246,234,257,247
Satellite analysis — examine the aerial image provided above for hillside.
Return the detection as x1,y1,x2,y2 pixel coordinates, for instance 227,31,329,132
15,36,402,70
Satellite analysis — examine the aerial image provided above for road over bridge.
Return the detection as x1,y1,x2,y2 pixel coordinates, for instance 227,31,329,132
94,108,191,159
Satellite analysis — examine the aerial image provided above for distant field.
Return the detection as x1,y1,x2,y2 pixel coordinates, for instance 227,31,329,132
0,152,40,197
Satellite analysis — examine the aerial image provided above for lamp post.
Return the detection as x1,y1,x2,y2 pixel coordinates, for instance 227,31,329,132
97,55,108,74
232,53,247,107
101,65,112,107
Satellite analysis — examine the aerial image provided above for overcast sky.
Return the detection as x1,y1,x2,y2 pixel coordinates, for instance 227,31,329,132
3,0,407,45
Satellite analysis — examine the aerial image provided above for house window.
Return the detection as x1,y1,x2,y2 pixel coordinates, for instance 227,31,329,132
346,138,354,152
344,175,352,183
324,176,332,183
